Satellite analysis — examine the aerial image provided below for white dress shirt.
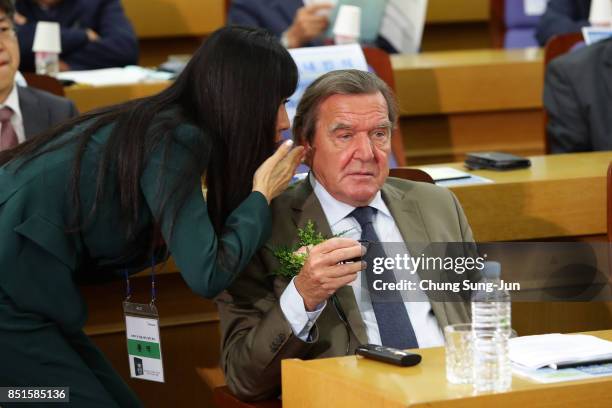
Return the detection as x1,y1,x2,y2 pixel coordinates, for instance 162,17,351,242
0,84,26,144
280,175,445,348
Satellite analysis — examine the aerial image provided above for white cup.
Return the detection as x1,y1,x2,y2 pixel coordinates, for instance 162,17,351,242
32,21,62,53
589,0,612,26
333,5,361,44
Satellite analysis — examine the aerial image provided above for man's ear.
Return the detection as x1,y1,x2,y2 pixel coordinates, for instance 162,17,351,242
303,141,315,167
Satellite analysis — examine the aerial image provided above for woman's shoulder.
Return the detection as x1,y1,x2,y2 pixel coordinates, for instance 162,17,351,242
153,106,210,143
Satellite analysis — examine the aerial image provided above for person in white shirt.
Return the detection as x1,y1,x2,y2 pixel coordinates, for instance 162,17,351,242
0,0,76,151
216,69,474,402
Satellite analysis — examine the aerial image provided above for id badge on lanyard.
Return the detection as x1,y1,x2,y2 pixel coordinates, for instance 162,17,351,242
122,257,165,382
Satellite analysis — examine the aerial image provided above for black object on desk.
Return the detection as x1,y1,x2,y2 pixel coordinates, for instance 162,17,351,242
465,152,531,170
356,344,422,367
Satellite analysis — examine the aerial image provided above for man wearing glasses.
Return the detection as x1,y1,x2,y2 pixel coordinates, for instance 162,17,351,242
0,0,76,151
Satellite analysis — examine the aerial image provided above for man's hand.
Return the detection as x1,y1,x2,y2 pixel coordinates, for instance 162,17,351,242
294,238,365,311
285,4,333,48
59,60,70,72
86,28,99,42
14,12,27,25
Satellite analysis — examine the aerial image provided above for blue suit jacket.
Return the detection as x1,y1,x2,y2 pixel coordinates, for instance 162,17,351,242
535,0,591,46
228,0,304,39
16,0,139,71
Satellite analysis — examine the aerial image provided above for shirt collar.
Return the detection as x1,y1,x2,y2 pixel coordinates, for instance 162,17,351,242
309,172,391,228
1,84,22,121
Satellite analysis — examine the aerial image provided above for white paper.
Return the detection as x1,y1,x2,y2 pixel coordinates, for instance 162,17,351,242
379,0,428,53
582,26,612,45
287,44,367,122
524,0,547,16
57,66,172,87
419,167,471,182
509,333,612,370
513,362,612,383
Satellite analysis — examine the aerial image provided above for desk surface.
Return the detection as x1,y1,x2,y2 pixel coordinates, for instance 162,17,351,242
417,152,611,241
392,48,543,116
282,330,612,408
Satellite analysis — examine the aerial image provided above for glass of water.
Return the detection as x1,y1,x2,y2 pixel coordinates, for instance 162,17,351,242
444,323,473,384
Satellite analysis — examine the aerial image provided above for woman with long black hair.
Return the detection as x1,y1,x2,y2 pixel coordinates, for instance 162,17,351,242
0,26,303,406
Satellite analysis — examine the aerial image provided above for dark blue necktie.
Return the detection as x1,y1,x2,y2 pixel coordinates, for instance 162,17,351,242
351,206,419,349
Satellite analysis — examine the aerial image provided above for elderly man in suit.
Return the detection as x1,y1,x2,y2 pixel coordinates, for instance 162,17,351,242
0,0,76,151
216,69,474,401
544,37,612,152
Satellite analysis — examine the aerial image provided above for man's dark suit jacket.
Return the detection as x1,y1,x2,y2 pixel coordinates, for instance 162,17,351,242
18,86,78,140
16,0,139,71
544,38,612,153
216,177,474,401
229,0,304,40
535,0,591,46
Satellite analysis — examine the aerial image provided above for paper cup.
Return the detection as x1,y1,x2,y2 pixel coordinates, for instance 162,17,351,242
589,0,612,26
32,21,62,53
333,5,361,39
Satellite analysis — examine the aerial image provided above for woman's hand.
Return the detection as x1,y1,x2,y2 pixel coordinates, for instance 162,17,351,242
253,140,305,203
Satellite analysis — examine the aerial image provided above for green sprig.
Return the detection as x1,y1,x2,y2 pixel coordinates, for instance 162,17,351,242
273,220,353,278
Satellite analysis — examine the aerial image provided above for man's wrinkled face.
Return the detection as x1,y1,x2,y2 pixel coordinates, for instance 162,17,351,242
307,92,392,207
0,10,18,98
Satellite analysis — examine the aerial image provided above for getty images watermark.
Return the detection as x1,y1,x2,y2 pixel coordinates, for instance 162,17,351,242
361,242,612,302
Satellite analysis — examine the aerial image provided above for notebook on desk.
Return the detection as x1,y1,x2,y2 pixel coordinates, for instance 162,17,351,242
510,334,612,370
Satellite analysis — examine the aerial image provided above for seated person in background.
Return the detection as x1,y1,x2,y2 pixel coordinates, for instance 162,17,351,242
15,0,138,71
228,0,396,51
535,0,591,46
544,37,612,152
0,0,77,151
216,69,473,401
229,0,333,48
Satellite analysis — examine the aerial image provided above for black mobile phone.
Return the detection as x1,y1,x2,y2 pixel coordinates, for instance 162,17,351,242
465,151,531,170
355,344,422,367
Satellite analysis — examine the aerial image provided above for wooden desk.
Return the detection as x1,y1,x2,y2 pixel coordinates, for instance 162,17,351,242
65,81,171,113
392,48,545,164
282,330,612,408
123,0,225,39
429,152,610,242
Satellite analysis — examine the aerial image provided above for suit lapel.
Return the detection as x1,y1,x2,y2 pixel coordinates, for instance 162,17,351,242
18,87,47,140
381,182,450,328
601,41,612,118
289,177,369,345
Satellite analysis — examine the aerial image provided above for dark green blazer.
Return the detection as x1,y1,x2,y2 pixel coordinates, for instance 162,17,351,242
216,177,474,401
0,116,271,334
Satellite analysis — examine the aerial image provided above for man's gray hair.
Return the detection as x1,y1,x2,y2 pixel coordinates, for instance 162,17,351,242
292,69,398,145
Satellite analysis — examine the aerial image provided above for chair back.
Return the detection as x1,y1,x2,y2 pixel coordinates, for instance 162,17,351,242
22,73,65,97
544,32,585,66
490,0,541,48
608,162,612,243
542,32,585,153
362,47,406,166
389,168,435,184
